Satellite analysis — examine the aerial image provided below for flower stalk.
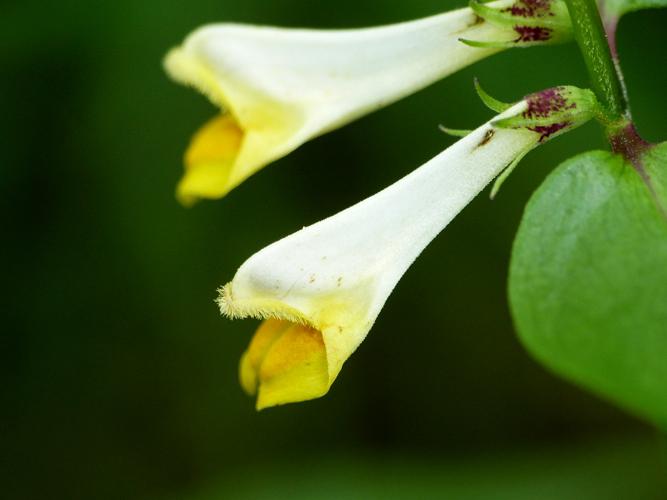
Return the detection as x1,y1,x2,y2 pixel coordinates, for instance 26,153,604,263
564,0,654,162
562,0,627,124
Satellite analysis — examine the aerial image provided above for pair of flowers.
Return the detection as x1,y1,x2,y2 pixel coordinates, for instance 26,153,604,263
165,0,598,409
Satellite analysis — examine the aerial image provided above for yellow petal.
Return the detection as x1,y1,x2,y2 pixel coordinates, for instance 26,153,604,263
238,351,257,396
177,114,244,206
239,319,329,410
239,319,291,395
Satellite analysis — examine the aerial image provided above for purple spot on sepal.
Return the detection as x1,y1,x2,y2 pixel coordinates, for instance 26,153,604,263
504,0,555,18
514,26,553,42
524,87,577,118
530,122,572,142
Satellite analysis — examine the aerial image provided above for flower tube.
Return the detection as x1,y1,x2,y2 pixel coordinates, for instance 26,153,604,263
164,0,572,205
218,86,599,409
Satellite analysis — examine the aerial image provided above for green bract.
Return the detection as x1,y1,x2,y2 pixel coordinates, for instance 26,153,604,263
509,144,667,428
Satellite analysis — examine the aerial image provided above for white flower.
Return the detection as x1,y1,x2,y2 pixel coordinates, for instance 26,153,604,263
218,82,601,410
217,102,543,409
164,0,570,205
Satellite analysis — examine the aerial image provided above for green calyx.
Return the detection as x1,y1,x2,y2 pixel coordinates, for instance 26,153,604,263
470,0,571,29
442,82,602,197
488,85,601,197
460,0,573,48
493,86,602,139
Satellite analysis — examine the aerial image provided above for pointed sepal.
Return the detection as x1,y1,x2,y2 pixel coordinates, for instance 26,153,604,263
475,78,514,113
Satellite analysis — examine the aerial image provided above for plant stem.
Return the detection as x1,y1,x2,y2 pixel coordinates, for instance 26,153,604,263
563,0,628,123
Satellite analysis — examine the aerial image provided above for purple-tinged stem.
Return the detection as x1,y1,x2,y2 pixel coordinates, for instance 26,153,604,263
609,123,652,166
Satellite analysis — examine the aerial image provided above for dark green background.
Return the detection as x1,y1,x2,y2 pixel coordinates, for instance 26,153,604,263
3,1,666,498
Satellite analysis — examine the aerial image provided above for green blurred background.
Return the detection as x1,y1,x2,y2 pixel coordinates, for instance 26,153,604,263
3,1,666,498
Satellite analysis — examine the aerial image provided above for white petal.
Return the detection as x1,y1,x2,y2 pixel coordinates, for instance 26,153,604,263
165,1,516,200
219,102,539,384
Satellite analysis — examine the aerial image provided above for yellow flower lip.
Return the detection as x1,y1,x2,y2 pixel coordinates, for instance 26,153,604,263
218,280,374,409
164,46,306,205
177,114,244,207
221,284,334,410
239,319,330,410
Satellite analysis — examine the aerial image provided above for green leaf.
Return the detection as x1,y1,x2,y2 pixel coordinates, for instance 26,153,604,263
509,144,667,428
599,0,667,18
